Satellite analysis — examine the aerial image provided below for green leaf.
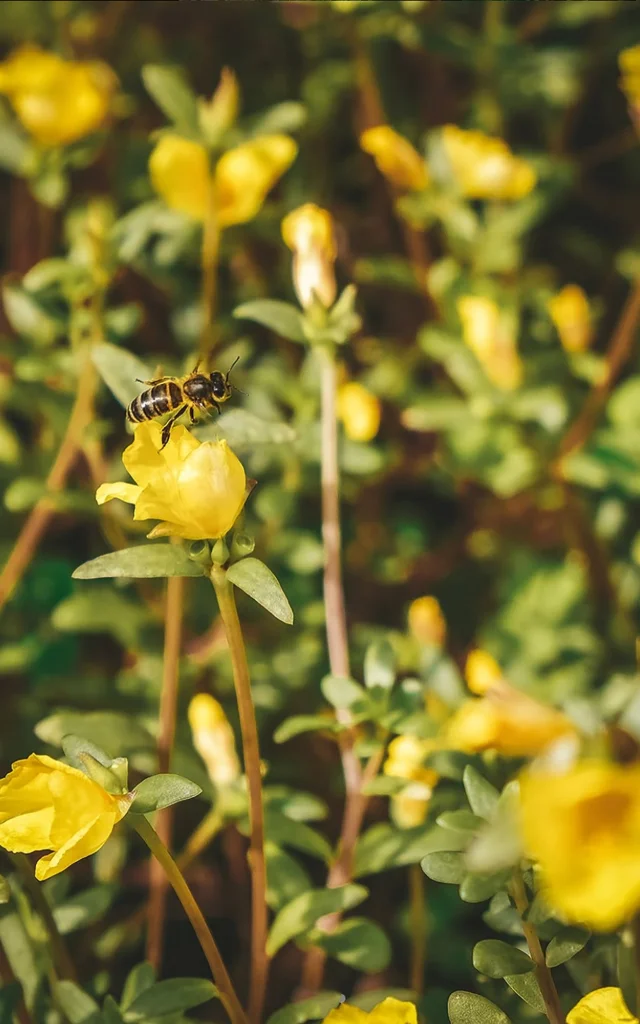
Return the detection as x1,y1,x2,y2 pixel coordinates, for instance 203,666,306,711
363,640,396,690
274,715,339,743
321,675,366,709
0,911,39,1007
35,711,155,759
618,934,637,1016
311,917,391,973
459,871,510,904
448,992,512,1024
73,545,206,580
121,963,156,1012
545,927,590,967
266,884,368,957
0,121,32,174
226,558,294,624
54,885,115,935
262,810,332,863
62,734,114,770
126,978,218,1020
142,65,200,135
355,823,468,877
504,973,545,1012
54,981,100,1024
473,940,534,979
234,299,307,344
266,993,344,1024
421,852,466,884
92,343,152,409
131,774,202,813
265,843,311,911
463,765,499,820
436,811,484,834
0,877,9,905
102,995,125,1024
2,281,60,345
198,408,297,450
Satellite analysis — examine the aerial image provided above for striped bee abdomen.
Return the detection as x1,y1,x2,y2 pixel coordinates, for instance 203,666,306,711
127,381,183,424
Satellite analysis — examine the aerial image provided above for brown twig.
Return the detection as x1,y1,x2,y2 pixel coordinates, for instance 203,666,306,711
510,869,565,1024
200,173,220,362
146,573,185,971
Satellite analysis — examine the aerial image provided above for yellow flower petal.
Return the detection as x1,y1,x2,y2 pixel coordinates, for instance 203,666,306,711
36,809,117,881
281,203,337,309
548,285,593,354
324,1006,371,1024
149,134,210,220
465,649,503,695
337,382,381,442
360,125,429,192
457,295,523,391
568,988,638,1024
444,688,574,758
369,998,418,1024
95,482,142,506
216,135,297,227
188,694,240,788
442,125,536,200
408,596,446,647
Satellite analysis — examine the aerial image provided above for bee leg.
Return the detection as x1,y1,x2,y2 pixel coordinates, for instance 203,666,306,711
189,406,197,425
212,401,221,415
159,405,187,450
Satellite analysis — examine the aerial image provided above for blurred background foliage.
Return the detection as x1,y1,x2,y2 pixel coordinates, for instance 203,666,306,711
1,0,640,1021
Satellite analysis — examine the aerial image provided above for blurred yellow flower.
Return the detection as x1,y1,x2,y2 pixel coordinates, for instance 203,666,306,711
96,422,247,541
465,648,503,695
150,133,297,226
548,285,593,354
188,693,240,788
337,382,381,442
520,761,640,931
442,125,536,200
568,988,637,1024
0,754,131,881
360,125,430,192
324,997,418,1024
408,596,446,647
282,203,337,309
619,45,640,126
384,735,438,830
457,295,523,390
0,44,115,147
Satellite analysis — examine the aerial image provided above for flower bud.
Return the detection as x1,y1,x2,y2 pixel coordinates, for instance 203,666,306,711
465,649,503,695
188,694,240,789
282,203,337,310
442,125,536,201
457,295,523,391
360,125,429,192
547,285,593,354
407,596,446,647
391,782,433,829
198,67,239,146
337,382,381,442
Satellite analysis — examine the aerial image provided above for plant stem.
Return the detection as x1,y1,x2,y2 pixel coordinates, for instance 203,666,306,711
146,573,185,971
409,863,426,996
210,565,268,1024
631,913,640,1015
11,854,77,982
176,806,225,872
134,815,248,1024
510,869,565,1024
0,353,97,614
200,171,221,361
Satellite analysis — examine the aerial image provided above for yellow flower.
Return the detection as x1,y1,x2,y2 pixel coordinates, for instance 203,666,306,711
337,382,381,442
520,761,640,931
408,596,446,647
188,694,240,789
442,125,536,200
384,735,438,830
548,285,593,354
360,125,430,192
96,422,247,541
392,784,434,829
324,997,418,1024
619,45,640,125
465,649,503,695
457,295,523,390
568,988,637,1024
281,203,337,310
0,754,131,881
150,133,297,226
0,44,115,147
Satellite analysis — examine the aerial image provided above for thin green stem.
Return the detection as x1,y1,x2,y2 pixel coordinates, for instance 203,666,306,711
210,566,268,1024
409,863,426,996
11,854,76,982
176,806,225,873
134,815,248,1024
510,869,565,1024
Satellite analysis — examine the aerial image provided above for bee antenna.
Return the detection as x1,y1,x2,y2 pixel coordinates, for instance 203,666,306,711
225,355,241,381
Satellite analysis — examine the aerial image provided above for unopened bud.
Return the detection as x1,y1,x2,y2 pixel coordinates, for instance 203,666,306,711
282,204,337,311
188,694,240,788
408,596,446,647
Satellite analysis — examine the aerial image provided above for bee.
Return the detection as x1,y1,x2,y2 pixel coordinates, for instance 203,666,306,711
126,358,239,449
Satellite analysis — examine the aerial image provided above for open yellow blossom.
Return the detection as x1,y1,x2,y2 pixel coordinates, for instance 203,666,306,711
548,285,593,354
619,45,640,127
384,735,438,830
465,649,503,695
521,761,640,931
96,422,247,541
150,133,297,226
360,125,430,192
0,754,131,881
337,382,381,442
408,596,446,647
282,203,337,309
442,125,536,201
568,988,638,1024
188,693,240,789
457,295,523,391
324,997,418,1024
0,44,115,147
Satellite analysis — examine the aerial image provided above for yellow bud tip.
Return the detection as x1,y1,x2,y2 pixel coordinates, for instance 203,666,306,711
282,203,338,309
442,124,536,201
360,125,429,192
337,382,381,442
465,649,503,695
547,285,593,354
407,596,446,647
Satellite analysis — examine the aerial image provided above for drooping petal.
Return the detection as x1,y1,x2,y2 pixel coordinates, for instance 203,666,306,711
35,809,117,881
149,135,210,220
215,135,297,226
360,125,429,192
567,988,638,1024
95,482,142,506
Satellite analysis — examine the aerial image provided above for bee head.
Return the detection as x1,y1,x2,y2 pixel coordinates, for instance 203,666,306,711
209,370,230,400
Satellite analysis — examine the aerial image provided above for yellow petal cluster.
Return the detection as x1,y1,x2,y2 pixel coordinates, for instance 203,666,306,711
96,422,247,541
150,133,297,226
520,760,640,932
0,44,115,147
188,694,240,789
442,125,536,201
360,125,430,192
619,45,640,125
408,595,446,647
337,382,381,442
324,997,418,1024
547,285,593,354
282,203,337,310
457,295,523,391
444,654,575,757
384,735,438,829
0,754,131,880
568,988,638,1024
